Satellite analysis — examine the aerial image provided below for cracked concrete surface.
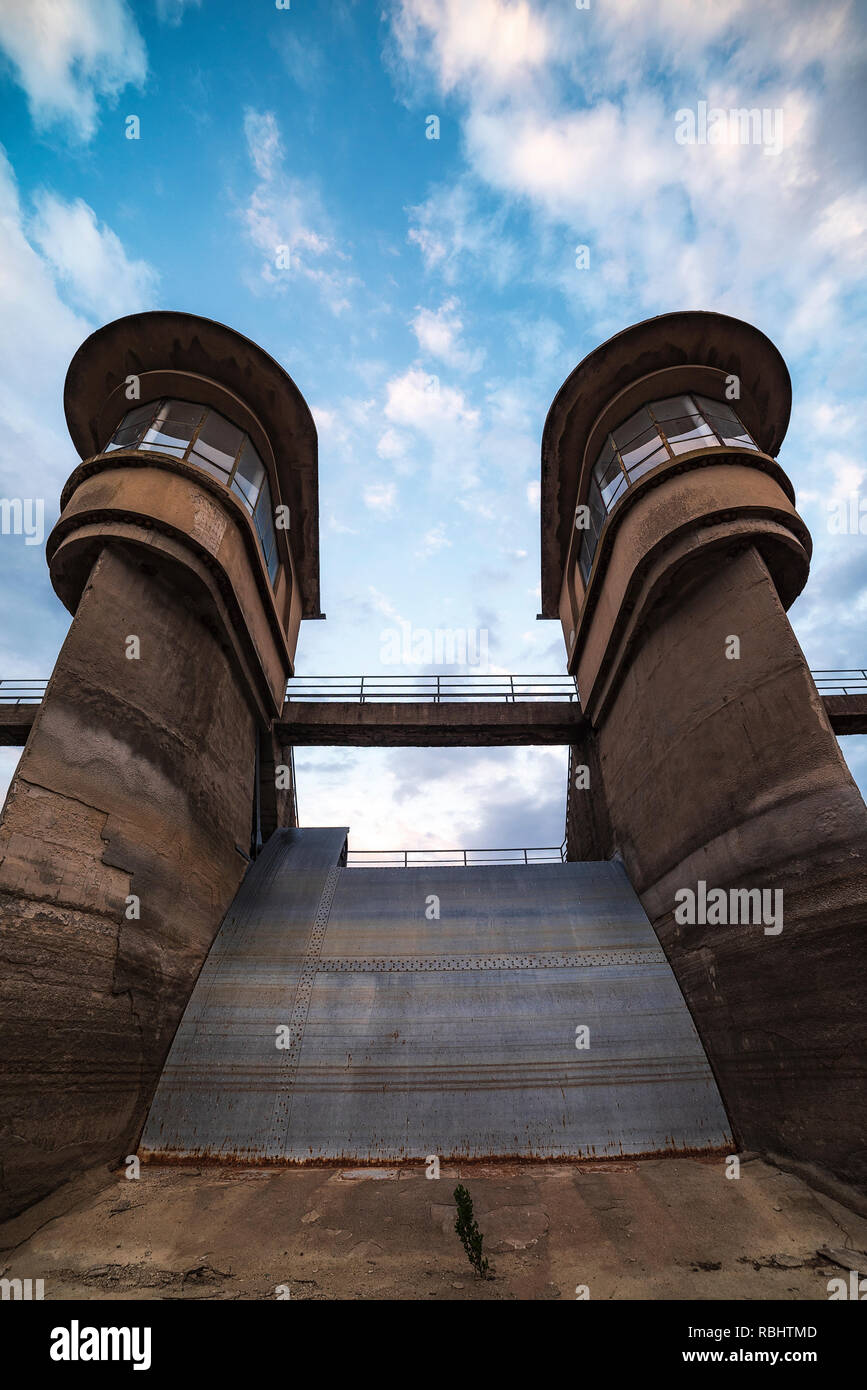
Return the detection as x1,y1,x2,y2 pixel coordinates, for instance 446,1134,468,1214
2,1154,866,1301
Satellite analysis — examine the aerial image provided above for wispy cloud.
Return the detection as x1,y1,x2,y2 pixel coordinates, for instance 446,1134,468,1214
0,0,146,140
410,297,484,371
241,108,356,313
30,191,158,320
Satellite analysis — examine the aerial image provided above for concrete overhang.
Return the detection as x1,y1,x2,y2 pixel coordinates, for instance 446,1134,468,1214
540,310,792,618
277,700,586,746
63,311,323,619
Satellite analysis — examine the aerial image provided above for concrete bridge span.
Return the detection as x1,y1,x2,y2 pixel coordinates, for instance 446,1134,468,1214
140,828,731,1164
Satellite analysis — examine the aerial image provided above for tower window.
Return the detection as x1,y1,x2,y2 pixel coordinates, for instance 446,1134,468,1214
577,392,758,583
103,399,283,586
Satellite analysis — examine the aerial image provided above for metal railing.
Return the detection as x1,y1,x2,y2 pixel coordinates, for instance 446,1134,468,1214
8,670,864,707
346,842,569,867
285,674,581,703
811,669,867,695
0,680,48,704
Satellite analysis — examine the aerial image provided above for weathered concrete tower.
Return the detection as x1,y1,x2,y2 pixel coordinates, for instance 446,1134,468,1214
0,313,319,1217
543,311,867,1192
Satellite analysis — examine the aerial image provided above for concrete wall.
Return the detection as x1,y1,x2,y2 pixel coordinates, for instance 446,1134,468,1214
575,543,867,1189
0,543,256,1218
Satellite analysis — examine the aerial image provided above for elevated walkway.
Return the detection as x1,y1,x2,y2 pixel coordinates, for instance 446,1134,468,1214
4,673,864,745
140,828,732,1164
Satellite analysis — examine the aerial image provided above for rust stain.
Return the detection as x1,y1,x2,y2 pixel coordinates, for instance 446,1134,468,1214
138,1141,733,1170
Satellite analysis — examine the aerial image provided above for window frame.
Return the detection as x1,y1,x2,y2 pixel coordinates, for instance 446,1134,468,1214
578,393,759,586
103,398,283,587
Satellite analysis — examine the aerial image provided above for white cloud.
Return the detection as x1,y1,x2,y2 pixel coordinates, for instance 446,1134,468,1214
364,481,398,514
368,587,405,623
243,109,285,183
0,0,146,140
407,180,520,286
394,0,867,352
392,0,550,98
155,0,202,24
376,426,411,461
30,191,158,321
384,367,479,432
417,523,452,557
294,744,567,853
410,296,484,370
383,366,481,488
241,109,355,313
0,151,89,498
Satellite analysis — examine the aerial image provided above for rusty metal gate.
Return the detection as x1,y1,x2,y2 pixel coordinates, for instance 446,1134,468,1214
140,827,731,1162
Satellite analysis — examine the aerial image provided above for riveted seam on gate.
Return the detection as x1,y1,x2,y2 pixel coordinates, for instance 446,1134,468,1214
314,949,667,971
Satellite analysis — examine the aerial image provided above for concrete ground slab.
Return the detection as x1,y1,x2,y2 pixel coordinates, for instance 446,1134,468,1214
2,1155,866,1301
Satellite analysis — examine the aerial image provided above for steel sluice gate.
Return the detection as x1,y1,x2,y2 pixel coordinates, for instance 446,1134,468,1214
140,827,731,1162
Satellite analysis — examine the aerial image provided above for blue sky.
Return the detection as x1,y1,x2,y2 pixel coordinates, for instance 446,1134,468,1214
0,0,865,849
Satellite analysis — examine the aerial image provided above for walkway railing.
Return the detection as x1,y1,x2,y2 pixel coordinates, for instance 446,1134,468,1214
0,680,47,704
7,670,863,706
811,669,867,695
346,843,569,867
285,674,581,702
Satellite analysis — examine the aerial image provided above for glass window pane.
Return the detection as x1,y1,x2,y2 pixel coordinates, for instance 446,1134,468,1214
694,394,740,424
587,478,605,536
620,425,664,471
650,395,697,422
231,475,256,513
191,409,243,473
578,532,594,585
233,439,265,506
254,475,272,530
663,415,715,455
256,500,278,582
576,478,605,542
703,415,757,449
625,443,669,482
139,438,187,456
268,547,280,584
192,454,232,481
164,399,208,423
592,437,615,481
105,425,146,452
612,407,653,451
597,455,627,509
259,516,276,563
105,401,160,451
593,439,626,509
143,399,204,454
119,401,160,435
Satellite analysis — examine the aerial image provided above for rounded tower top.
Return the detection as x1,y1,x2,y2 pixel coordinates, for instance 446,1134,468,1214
540,310,792,618
63,310,322,619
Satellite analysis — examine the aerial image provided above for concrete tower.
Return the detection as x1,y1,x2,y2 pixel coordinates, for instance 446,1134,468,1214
543,311,867,1190
0,313,319,1216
